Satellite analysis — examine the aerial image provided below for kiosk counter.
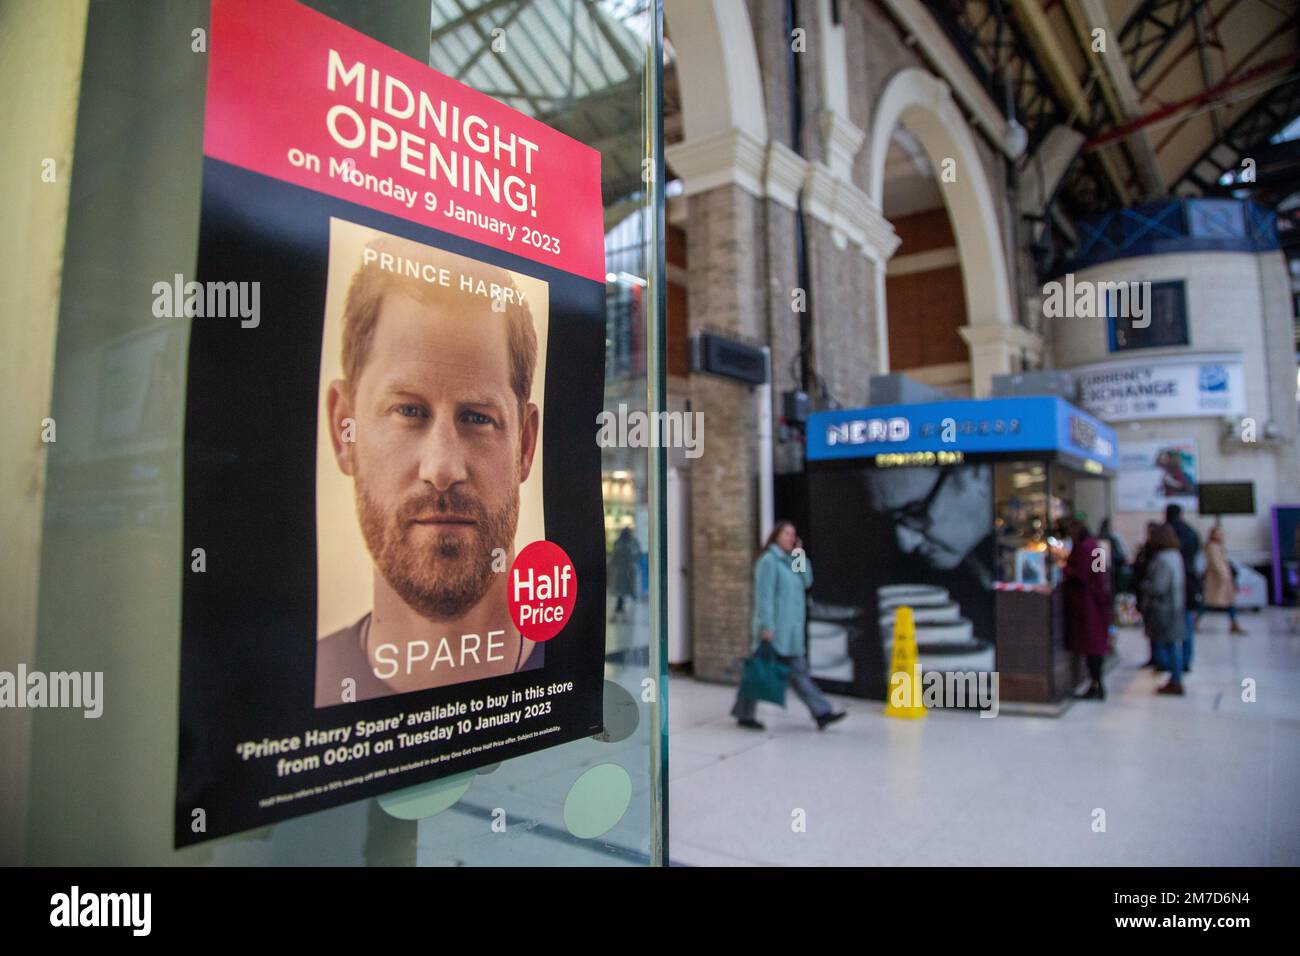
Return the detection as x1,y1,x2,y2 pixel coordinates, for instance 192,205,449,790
801,396,1119,710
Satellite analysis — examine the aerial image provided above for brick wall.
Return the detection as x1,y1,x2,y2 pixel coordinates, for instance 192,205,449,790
892,207,956,254
886,267,966,367
886,208,966,369
806,218,875,409
687,184,766,681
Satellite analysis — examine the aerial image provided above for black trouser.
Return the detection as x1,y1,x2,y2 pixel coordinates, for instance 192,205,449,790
1086,655,1104,683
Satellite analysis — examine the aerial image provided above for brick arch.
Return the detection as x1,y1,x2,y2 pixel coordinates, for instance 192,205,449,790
867,68,1013,333
663,0,767,143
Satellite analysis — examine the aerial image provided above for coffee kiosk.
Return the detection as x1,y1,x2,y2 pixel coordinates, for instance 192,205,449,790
801,396,1119,710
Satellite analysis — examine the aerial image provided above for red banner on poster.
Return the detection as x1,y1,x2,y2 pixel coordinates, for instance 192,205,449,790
204,0,605,282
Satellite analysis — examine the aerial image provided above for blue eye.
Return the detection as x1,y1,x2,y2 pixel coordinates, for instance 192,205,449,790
463,411,494,426
397,404,427,419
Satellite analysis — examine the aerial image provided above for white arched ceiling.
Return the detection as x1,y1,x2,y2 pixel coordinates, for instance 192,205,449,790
663,0,767,143
867,68,1014,330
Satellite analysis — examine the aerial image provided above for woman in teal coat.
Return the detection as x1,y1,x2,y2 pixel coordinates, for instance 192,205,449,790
731,521,847,731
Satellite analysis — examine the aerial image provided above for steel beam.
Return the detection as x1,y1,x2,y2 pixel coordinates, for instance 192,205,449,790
1074,0,1166,197
1118,0,1212,81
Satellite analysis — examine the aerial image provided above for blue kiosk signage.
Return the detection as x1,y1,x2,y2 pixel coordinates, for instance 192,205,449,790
806,396,1119,473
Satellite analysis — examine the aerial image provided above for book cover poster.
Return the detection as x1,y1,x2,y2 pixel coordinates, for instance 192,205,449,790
176,0,606,847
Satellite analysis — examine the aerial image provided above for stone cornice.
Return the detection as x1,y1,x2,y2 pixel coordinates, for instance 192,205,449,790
819,110,866,180
668,130,900,263
887,246,960,276
763,139,807,210
803,162,900,263
959,322,1043,356
666,128,767,199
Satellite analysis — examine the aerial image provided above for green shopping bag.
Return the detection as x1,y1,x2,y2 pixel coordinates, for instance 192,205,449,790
738,641,790,706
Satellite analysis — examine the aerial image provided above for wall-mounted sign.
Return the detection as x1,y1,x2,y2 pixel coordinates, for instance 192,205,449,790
1116,438,1198,513
690,333,768,385
1074,353,1246,422
826,416,911,447
176,0,607,846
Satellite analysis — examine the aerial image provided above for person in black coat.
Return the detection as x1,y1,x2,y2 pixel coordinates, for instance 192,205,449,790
1165,504,1201,672
1133,521,1163,669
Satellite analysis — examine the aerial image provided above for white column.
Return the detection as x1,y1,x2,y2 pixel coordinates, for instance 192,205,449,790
959,323,1044,396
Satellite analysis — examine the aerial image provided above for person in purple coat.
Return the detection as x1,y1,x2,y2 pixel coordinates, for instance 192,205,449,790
1062,519,1112,700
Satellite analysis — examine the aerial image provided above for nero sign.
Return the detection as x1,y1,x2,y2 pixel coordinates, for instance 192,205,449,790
175,0,606,846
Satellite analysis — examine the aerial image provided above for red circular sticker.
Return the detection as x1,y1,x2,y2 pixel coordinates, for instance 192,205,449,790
508,540,577,642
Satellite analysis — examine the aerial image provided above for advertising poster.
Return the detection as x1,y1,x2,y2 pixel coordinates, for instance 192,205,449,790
177,0,606,846
1117,439,1198,513
806,464,996,700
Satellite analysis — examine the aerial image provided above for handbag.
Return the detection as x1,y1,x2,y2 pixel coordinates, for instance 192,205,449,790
738,641,790,707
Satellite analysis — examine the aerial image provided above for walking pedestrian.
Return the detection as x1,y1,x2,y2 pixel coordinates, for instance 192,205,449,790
608,526,641,622
1200,525,1246,635
1141,524,1186,696
1063,519,1111,700
732,521,846,731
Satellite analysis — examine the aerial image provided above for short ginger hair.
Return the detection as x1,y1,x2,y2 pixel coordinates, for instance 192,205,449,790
340,235,538,420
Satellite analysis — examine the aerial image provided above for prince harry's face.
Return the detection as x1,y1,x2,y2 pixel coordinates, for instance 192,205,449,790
328,289,539,621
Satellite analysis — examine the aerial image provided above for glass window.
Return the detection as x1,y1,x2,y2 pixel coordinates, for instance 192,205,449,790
1108,279,1188,351
994,462,1052,587
19,0,665,867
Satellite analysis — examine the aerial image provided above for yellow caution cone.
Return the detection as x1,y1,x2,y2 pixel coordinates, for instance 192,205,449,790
883,605,927,719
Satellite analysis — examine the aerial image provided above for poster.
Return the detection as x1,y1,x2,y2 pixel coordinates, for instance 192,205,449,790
176,0,606,846
1117,439,1198,513
806,464,996,699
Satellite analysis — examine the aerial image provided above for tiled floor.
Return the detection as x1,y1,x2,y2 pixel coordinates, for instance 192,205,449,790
668,608,1300,866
